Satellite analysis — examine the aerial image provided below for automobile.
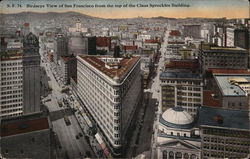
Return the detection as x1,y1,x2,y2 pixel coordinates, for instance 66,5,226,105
75,135,79,139
79,132,83,137
64,116,71,126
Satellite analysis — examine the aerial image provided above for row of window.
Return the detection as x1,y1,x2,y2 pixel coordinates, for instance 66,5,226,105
1,76,22,81
1,98,22,104
1,67,22,71
0,112,22,118
203,129,249,138
1,94,22,100
162,80,202,86
1,90,22,95
177,92,201,97
1,103,22,109
1,108,22,114
1,85,22,91
1,71,22,76
1,62,22,66
1,80,22,86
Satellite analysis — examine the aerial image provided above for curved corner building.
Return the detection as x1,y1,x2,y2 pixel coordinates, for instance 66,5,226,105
76,55,142,157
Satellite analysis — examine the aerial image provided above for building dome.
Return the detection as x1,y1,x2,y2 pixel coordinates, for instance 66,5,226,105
160,107,194,129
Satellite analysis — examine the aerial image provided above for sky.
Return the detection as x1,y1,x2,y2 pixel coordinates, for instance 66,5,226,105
0,0,249,18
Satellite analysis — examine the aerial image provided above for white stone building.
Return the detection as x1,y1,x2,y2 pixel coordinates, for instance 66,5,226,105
0,53,23,118
157,107,201,159
76,55,142,156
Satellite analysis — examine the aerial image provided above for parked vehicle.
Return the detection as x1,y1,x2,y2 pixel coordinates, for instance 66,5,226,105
64,116,71,126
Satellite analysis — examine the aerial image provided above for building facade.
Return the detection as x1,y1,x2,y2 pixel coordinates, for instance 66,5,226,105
157,107,201,159
160,70,203,117
0,50,23,118
199,106,250,159
77,55,142,156
54,34,68,63
0,112,52,159
60,55,77,85
23,33,41,114
226,27,234,47
234,28,249,50
183,25,201,39
199,46,248,74
212,75,249,111
84,36,97,55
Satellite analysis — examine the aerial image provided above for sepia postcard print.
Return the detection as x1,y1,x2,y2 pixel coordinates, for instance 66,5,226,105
0,0,249,159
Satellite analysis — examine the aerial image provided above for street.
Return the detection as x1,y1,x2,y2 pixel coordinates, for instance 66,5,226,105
39,40,95,159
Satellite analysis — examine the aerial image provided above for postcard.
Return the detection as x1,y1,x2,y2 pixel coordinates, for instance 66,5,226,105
0,0,249,159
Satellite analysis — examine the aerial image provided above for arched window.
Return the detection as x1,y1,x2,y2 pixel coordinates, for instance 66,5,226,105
184,153,189,159
176,152,182,159
191,154,197,159
169,151,174,159
163,150,168,159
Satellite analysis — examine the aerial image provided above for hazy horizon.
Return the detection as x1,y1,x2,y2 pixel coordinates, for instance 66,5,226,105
1,10,248,20
0,0,249,19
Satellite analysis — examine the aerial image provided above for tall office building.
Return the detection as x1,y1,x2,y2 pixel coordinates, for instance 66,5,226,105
234,28,249,50
199,45,248,74
54,34,68,62
22,33,41,114
183,25,201,39
160,70,203,117
83,36,96,55
0,44,23,118
77,55,142,156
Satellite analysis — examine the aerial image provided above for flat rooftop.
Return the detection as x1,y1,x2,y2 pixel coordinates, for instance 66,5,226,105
78,55,140,81
203,90,221,107
0,52,23,61
160,70,201,80
208,68,250,75
210,47,246,51
215,75,248,96
198,106,249,130
1,113,50,137
203,46,248,53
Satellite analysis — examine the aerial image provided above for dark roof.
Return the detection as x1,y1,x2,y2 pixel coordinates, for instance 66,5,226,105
207,68,250,75
169,30,181,36
96,37,111,48
1,117,49,137
198,106,249,130
203,90,221,107
123,45,138,51
165,59,199,71
160,70,201,80
145,39,159,43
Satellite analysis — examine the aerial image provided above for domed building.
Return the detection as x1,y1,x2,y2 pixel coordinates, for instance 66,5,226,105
156,107,201,159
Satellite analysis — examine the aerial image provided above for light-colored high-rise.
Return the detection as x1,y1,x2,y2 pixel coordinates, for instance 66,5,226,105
77,55,142,156
0,44,23,118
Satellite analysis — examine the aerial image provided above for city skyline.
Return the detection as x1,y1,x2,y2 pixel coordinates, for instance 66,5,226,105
0,0,249,19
